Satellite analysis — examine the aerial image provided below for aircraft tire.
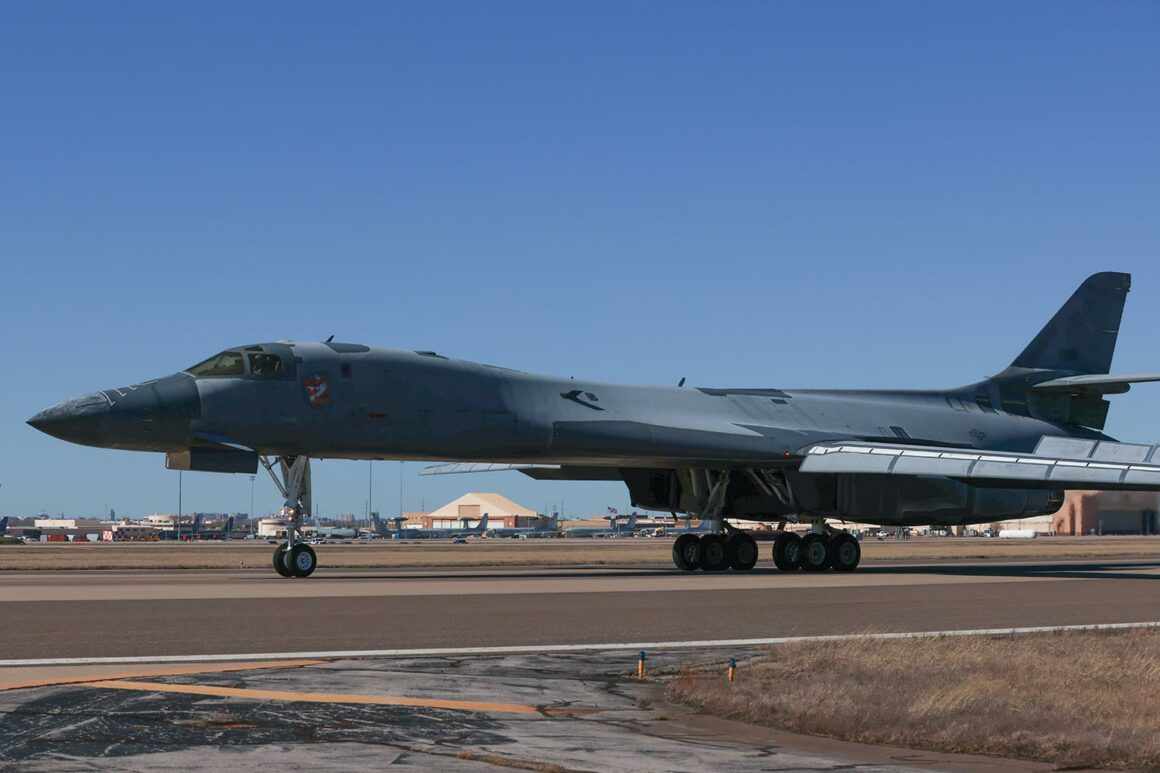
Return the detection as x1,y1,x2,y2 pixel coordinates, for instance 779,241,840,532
725,532,758,571
830,533,860,571
273,543,292,577
799,533,830,572
672,533,701,571
699,534,729,572
771,532,802,571
287,543,318,577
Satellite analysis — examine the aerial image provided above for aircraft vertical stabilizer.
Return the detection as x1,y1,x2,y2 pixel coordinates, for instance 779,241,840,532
1010,272,1129,375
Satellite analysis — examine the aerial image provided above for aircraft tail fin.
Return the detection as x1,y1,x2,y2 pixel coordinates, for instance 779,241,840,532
224,516,233,538
479,513,489,532
0,516,7,534
1009,272,1130,375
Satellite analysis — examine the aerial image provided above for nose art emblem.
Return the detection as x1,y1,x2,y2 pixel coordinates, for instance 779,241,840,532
303,375,331,407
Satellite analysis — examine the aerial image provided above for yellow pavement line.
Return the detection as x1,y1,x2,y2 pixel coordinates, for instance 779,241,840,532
88,679,540,715
0,660,323,692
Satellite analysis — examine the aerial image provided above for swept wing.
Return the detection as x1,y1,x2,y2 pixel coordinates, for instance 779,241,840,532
800,436,1160,490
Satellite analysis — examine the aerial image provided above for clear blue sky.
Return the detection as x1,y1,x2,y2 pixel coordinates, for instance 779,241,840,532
3,2,1158,518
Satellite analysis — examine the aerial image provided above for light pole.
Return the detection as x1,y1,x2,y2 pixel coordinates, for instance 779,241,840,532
177,470,183,541
249,474,255,521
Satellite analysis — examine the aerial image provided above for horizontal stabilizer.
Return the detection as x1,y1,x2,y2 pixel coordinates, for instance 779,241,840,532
1032,373,1160,395
799,439,1160,490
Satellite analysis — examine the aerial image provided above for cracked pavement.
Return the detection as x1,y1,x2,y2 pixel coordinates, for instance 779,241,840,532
0,648,1049,772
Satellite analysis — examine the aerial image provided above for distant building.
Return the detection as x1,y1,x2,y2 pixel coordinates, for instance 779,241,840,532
105,523,163,541
257,518,290,538
1052,491,1160,535
34,518,72,529
988,514,1055,535
415,493,547,530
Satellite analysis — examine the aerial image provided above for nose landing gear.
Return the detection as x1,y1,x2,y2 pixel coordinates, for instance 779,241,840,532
262,455,318,578
275,542,317,578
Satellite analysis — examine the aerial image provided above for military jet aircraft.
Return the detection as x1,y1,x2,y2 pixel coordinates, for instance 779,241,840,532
564,514,638,538
485,514,560,539
368,511,489,540
398,513,489,540
28,272,1160,578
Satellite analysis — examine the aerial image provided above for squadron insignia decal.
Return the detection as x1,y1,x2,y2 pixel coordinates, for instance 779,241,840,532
304,375,331,407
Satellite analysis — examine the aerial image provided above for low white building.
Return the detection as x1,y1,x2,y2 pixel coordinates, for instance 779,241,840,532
34,518,79,529
257,518,290,538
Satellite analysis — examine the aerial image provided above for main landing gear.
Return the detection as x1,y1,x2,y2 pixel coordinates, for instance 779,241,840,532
671,530,759,572
667,467,862,573
261,455,318,578
670,470,760,573
771,529,860,572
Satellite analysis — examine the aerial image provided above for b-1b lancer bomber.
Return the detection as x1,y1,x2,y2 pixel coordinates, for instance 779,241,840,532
28,272,1160,578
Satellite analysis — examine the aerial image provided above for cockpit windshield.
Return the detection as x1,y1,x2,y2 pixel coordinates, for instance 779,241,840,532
248,352,284,378
187,351,245,378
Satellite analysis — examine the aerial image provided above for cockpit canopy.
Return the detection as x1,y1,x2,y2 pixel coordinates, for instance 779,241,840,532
186,345,294,379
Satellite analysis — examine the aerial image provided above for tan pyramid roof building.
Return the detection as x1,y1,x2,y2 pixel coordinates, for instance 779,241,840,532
421,492,541,529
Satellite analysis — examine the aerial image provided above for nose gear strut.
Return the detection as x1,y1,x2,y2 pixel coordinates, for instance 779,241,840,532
261,455,317,577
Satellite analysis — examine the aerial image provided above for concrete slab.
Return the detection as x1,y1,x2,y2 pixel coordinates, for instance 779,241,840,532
0,649,1055,772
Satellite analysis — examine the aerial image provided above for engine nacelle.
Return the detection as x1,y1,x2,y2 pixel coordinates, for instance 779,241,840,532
788,473,1063,527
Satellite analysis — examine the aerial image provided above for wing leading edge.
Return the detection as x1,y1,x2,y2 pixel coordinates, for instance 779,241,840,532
418,462,623,481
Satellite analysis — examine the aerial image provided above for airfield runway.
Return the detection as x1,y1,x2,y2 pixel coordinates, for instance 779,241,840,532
3,558,1160,660
4,557,1158,771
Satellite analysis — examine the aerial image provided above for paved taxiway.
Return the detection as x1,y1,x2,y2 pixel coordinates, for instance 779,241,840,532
4,558,1150,771
3,558,1160,660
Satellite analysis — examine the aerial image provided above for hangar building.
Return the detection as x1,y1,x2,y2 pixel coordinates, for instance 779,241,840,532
1051,490,1160,535
413,493,546,530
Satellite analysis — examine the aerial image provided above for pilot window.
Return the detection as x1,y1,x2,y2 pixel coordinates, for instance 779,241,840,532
187,351,245,377
249,353,284,378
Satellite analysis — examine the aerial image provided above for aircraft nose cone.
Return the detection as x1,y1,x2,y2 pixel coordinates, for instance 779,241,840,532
27,392,112,445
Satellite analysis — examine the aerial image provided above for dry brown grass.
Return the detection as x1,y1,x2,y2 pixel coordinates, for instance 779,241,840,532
666,628,1160,769
3,535,1160,571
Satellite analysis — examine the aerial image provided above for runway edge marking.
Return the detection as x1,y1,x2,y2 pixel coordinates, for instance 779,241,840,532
4,620,1160,667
